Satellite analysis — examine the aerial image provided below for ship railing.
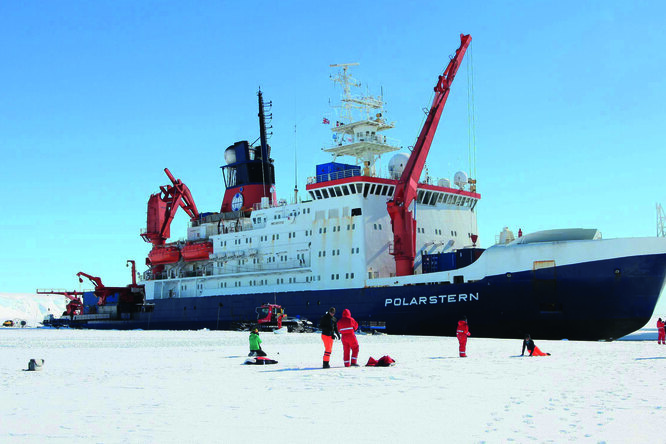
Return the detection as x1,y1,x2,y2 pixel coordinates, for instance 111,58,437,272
143,260,310,281
212,259,310,275
316,168,360,184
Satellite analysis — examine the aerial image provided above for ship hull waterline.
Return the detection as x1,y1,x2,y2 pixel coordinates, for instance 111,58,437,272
58,253,666,341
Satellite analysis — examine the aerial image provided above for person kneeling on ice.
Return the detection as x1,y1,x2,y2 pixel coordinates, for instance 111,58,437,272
337,309,360,367
521,334,550,356
249,328,267,357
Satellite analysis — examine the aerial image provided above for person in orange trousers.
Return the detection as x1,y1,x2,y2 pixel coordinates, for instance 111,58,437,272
319,307,340,368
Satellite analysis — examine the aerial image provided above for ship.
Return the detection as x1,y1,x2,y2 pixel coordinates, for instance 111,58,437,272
41,34,666,340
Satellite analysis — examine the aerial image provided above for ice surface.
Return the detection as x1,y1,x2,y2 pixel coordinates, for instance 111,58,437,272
2,327,665,443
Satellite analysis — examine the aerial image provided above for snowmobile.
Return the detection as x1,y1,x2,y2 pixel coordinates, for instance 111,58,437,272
234,304,314,332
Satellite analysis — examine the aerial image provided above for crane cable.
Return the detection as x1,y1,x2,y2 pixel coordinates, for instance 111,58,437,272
466,42,477,182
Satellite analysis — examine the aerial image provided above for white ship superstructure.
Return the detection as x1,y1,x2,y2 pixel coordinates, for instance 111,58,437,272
144,63,480,301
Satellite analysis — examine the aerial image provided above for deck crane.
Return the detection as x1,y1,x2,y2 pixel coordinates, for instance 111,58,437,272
76,260,141,306
141,168,200,246
141,168,201,268
36,289,84,316
387,33,471,276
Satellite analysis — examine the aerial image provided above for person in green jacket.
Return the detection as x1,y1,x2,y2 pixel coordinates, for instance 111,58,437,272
249,328,267,357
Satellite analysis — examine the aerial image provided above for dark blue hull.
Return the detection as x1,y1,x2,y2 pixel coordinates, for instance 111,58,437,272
63,253,666,340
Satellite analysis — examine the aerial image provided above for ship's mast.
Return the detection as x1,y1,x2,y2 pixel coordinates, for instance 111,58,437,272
324,63,399,176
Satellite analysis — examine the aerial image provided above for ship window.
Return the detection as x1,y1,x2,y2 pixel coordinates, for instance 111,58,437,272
369,184,376,195
335,187,343,196
351,208,362,217
351,273,354,278
314,190,322,199
378,224,382,230
373,223,377,230
321,189,330,199
341,185,350,196
381,185,389,196
423,191,432,205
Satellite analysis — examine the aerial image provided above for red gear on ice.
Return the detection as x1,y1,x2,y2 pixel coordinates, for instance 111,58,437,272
657,319,665,344
337,309,360,367
456,319,470,357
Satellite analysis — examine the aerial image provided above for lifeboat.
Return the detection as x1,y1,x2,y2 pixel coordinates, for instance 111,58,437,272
148,245,181,265
181,241,214,262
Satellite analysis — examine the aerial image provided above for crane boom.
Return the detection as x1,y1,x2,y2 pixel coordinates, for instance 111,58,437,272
141,168,200,246
387,33,471,276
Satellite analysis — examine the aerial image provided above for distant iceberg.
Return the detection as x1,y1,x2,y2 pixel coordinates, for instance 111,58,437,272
0,293,66,327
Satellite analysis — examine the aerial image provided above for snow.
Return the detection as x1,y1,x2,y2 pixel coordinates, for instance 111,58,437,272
2,325,665,443
0,293,65,327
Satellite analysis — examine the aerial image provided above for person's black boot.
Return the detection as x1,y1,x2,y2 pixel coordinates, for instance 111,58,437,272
323,361,330,369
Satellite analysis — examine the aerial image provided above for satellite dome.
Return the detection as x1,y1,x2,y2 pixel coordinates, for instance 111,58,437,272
388,153,410,179
437,178,451,188
454,171,468,189
224,147,237,165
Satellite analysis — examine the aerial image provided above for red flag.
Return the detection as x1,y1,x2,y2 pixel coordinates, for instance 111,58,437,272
322,117,330,124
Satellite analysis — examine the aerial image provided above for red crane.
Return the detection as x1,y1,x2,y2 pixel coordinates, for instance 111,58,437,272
141,168,200,247
141,168,201,268
36,290,84,316
76,271,112,306
387,34,471,276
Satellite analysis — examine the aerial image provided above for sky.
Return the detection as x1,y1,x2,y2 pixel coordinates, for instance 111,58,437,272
1,1,665,294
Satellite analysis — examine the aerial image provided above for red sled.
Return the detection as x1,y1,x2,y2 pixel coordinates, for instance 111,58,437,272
366,355,396,367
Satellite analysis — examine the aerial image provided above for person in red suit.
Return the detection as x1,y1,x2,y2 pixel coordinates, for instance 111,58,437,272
457,316,470,357
337,309,360,367
657,318,665,345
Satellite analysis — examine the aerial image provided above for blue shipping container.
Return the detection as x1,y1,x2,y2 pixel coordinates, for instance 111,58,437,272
422,252,457,273
83,291,98,307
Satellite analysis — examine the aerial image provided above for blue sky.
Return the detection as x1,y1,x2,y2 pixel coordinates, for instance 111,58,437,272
1,1,665,306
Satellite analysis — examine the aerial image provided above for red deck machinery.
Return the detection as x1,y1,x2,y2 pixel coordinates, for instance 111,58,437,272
387,34,472,276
